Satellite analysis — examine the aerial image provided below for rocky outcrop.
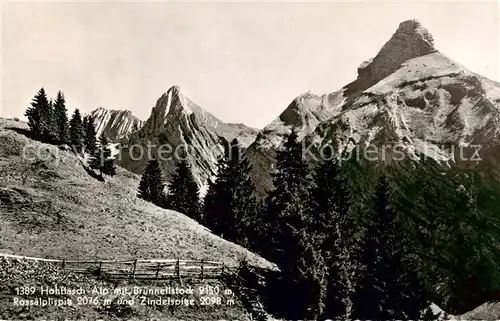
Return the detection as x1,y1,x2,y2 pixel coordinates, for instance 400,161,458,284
90,107,144,141
357,19,435,85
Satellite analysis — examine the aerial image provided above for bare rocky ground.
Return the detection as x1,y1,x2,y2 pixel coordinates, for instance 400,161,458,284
0,118,272,269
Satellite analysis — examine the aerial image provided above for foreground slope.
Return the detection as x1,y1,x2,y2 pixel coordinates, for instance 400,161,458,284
0,118,271,269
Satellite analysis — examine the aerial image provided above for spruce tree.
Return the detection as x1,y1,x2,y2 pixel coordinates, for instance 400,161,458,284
25,87,49,140
82,116,89,144
84,116,97,155
231,144,260,248
203,138,258,244
40,97,55,142
166,159,201,221
53,91,69,144
203,152,231,237
311,156,354,319
263,129,324,319
137,159,167,207
351,176,430,320
69,109,84,154
264,129,311,263
89,133,116,177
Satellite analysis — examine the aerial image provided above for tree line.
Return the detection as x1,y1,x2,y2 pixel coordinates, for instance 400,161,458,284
24,87,116,179
136,138,258,245
136,128,500,319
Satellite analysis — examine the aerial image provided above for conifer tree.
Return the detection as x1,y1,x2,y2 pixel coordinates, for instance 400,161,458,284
264,129,312,262
53,91,69,144
311,156,354,319
263,129,325,319
69,109,84,154
203,152,231,237
167,159,201,221
84,116,97,155
82,116,89,143
137,159,167,207
89,133,116,177
203,138,258,244
25,87,49,140
40,97,55,142
351,176,430,320
391,158,500,312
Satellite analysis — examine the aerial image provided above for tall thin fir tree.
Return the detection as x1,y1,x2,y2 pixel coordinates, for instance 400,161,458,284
25,87,49,140
230,142,260,248
311,156,354,320
40,96,55,143
263,129,324,319
167,159,201,221
52,91,69,145
84,116,97,155
82,116,89,144
137,158,167,207
265,129,312,262
203,138,258,244
89,133,116,178
203,150,230,236
351,176,432,321
69,109,85,154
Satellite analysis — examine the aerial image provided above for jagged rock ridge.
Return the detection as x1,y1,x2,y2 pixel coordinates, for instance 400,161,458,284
90,107,144,141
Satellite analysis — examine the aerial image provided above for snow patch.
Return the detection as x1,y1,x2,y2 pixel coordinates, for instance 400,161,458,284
109,143,120,157
165,90,173,120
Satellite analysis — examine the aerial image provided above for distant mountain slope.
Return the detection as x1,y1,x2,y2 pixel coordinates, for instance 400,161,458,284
247,19,500,195
90,107,144,141
0,118,271,268
116,86,258,191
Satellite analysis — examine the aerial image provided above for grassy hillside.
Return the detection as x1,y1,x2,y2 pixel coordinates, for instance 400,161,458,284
0,118,272,269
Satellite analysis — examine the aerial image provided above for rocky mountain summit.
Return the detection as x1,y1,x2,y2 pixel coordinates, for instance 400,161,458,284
115,86,258,191
247,19,500,194
358,19,436,86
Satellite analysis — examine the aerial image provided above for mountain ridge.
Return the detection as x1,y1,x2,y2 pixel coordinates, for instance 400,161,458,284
90,19,500,197
90,107,144,141
246,19,500,195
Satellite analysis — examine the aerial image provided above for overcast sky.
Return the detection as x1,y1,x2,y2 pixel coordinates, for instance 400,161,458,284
1,0,499,128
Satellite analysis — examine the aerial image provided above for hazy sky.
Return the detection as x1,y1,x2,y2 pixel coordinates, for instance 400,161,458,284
1,1,499,128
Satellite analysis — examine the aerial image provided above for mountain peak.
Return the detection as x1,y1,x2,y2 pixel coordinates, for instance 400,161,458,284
357,19,436,84
167,85,181,95
397,19,431,36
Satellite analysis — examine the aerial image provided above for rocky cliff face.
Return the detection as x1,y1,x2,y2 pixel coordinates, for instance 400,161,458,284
116,86,258,191
247,19,500,195
358,19,436,85
90,107,144,141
